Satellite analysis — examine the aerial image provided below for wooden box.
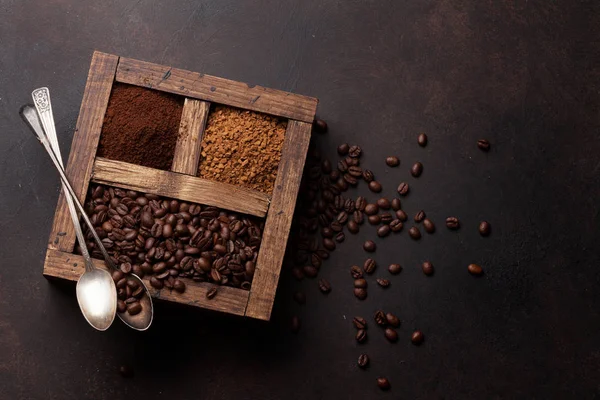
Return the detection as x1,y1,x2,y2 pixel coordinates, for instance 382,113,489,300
43,51,317,321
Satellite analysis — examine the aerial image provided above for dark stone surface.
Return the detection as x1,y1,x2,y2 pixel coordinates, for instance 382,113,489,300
1,1,599,398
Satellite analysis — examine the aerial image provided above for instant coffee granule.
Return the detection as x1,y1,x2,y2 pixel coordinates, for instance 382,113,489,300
197,105,287,194
97,83,184,170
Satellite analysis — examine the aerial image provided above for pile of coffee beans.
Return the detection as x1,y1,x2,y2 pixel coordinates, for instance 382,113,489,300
79,184,264,294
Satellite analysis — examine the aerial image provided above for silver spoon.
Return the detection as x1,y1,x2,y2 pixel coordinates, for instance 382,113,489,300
22,100,153,331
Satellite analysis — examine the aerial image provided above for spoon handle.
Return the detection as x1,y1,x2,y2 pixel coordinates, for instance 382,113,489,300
20,105,116,271
31,88,95,270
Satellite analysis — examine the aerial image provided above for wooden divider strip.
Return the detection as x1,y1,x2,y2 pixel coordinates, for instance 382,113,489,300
92,157,270,217
44,249,250,316
245,120,312,320
171,99,210,175
48,51,119,252
116,57,318,123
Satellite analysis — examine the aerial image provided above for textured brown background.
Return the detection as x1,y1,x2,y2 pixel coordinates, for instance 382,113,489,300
1,1,599,399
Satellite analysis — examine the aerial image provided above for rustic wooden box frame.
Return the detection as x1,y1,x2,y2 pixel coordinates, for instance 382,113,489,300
43,51,317,321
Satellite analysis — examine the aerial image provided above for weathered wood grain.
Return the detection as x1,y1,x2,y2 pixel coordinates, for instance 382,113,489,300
116,57,318,123
44,249,250,316
48,51,119,252
245,120,312,320
92,157,270,217
171,99,210,175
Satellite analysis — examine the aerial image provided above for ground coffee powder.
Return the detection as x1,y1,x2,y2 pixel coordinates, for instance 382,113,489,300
97,83,184,170
198,105,287,194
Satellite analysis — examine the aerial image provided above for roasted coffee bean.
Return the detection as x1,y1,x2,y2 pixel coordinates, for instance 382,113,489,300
347,220,359,234
446,217,460,229
303,265,318,278
116,277,128,289
112,270,124,282
376,198,390,210
348,145,362,158
337,159,348,173
172,279,186,293
357,354,369,369
384,328,398,342
335,232,345,243
363,240,376,252
355,196,367,211
348,165,362,177
353,210,364,225
321,159,332,174
206,287,218,299
374,310,387,326
468,263,483,276
390,220,403,232
323,238,336,251
311,253,322,268
291,315,301,333
386,313,400,327
423,218,435,233
337,143,350,156
152,262,167,274
411,162,423,177
364,203,378,216
330,220,343,232
344,199,356,213
377,225,390,238
388,263,402,275
377,377,391,391
150,276,163,289
477,139,491,151
368,181,382,193
408,226,421,240
127,302,142,316
376,278,390,288
385,156,400,167
363,258,376,274
336,211,348,224
368,215,381,225
422,261,434,276
356,329,367,343
313,118,328,133
293,291,306,305
292,267,304,280
418,133,428,146
479,221,491,236
120,262,132,274
354,278,368,288
329,170,341,182
397,182,409,196
354,288,367,300
350,265,363,279
335,177,349,191
321,227,334,238
362,169,374,183
395,210,408,221
414,210,426,222
353,316,367,330
318,279,332,294
117,299,127,313
391,198,401,211
411,330,424,345
380,213,393,224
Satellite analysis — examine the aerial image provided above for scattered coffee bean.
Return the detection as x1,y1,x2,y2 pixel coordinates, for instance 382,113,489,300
127,302,142,316
119,365,134,378
313,118,328,133
446,217,460,229
343,173,358,185
353,210,364,225
423,218,435,233
380,212,393,224
293,291,306,305
173,279,186,293
411,162,423,177
303,265,318,278
408,226,421,240
348,145,362,158
363,240,376,252
477,139,491,151
355,196,367,211
347,220,359,234
345,156,359,167
468,263,483,276
206,287,218,299
350,265,363,279
411,330,424,345
363,258,376,274
377,225,390,238
362,169,374,182
418,133,428,146
335,232,346,243
364,203,379,215
292,267,305,281
354,288,367,300
376,278,390,288
422,261,434,276
391,198,401,211
321,227,334,238
376,198,391,210
389,219,403,232
321,159,332,174
385,156,400,167
395,209,408,221
291,315,301,333
386,313,400,327
323,238,336,251
414,210,426,222
329,170,340,182
397,182,409,196
357,354,369,369
374,310,387,326
368,215,381,225
337,143,350,155
353,316,367,330
347,165,362,178
388,263,402,275
318,279,332,294
368,181,382,193
376,377,391,391
356,329,367,343
479,221,491,236
337,159,348,173
354,278,368,288
384,328,398,342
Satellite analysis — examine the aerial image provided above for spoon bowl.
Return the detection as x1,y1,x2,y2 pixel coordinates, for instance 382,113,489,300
117,274,154,331
76,268,117,331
